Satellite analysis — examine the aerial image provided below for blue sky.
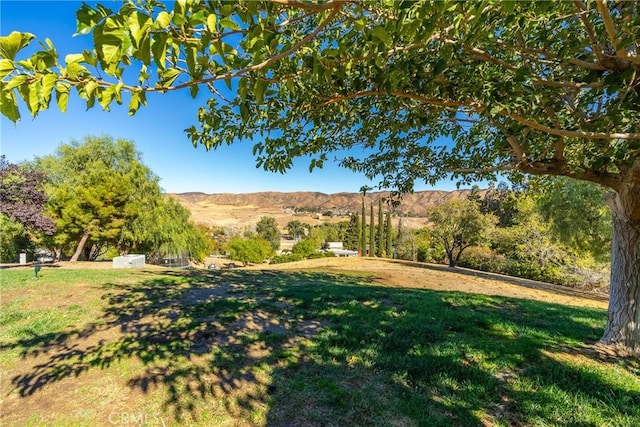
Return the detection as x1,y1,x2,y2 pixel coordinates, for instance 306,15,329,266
1,0,465,194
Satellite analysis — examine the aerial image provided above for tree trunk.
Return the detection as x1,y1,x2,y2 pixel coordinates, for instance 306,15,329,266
70,230,90,262
601,185,640,355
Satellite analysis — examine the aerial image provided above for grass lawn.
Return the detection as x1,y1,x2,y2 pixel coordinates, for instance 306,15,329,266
1,264,639,426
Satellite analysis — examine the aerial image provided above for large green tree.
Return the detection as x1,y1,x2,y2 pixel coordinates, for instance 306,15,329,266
36,136,153,261
2,1,639,351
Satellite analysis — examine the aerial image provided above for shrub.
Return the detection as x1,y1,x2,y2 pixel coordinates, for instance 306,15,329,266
270,253,303,264
458,246,508,273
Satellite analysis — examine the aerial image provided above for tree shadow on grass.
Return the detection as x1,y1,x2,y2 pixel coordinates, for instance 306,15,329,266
6,269,640,425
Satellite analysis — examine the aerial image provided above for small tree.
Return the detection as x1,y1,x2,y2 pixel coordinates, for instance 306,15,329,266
292,238,320,258
256,216,280,251
228,236,271,266
286,220,308,242
429,199,496,268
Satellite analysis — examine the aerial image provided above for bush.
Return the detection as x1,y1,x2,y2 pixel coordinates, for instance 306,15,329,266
458,246,589,288
458,246,508,273
416,246,431,263
270,253,303,264
270,249,336,264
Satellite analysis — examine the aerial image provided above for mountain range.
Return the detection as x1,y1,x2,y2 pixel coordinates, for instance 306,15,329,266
171,189,478,230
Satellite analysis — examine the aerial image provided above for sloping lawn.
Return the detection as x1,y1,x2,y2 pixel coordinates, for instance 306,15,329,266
1,266,638,426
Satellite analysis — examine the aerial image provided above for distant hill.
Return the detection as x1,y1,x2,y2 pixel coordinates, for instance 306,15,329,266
171,190,480,230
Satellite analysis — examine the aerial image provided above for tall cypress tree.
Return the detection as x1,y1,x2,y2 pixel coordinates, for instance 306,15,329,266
369,202,375,257
377,198,384,257
345,212,360,250
385,211,393,258
360,190,366,256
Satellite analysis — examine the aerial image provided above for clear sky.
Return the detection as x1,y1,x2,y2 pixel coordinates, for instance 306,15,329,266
1,0,466,194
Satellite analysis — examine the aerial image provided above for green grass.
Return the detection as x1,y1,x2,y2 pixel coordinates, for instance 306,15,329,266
1,267,639,426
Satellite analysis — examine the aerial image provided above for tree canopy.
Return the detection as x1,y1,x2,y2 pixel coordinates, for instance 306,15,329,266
0,156,55,234
256,216,280,251
36,136,154,261
2,0,639,352
429,198,496,268
34,136,209,262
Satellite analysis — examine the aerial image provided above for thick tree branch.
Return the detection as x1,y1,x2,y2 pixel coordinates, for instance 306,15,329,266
506,111,640,140
519,160,622,190
595,0,623,57
573,0,606,62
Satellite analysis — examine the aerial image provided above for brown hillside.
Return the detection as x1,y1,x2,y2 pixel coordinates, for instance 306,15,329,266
171,190,479,230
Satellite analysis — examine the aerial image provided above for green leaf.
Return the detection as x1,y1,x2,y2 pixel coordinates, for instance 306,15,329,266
128,91,140,115
65,62,89,80
26,79,41,115
0,32,35,61
490,104,505,116
98,86,114,110
255,79,267,104
76,3,111,35
185,45,197,75
55,82,70,112
371,27,392,46
113,81,124,104
82,50,98,67
0,84,20,122
84,80,99,98
206,14,217,33
0,58,15,78
93,16,133,74
41,73,57,104
172,0,187,26
127,11,152,48
16,58,35,71
135,34,151,65
190,84,199,98
151,33,167,69
4,74,29,91
159,68,181,87
65,53,85,64
154,11,171,29
220,17,241,31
